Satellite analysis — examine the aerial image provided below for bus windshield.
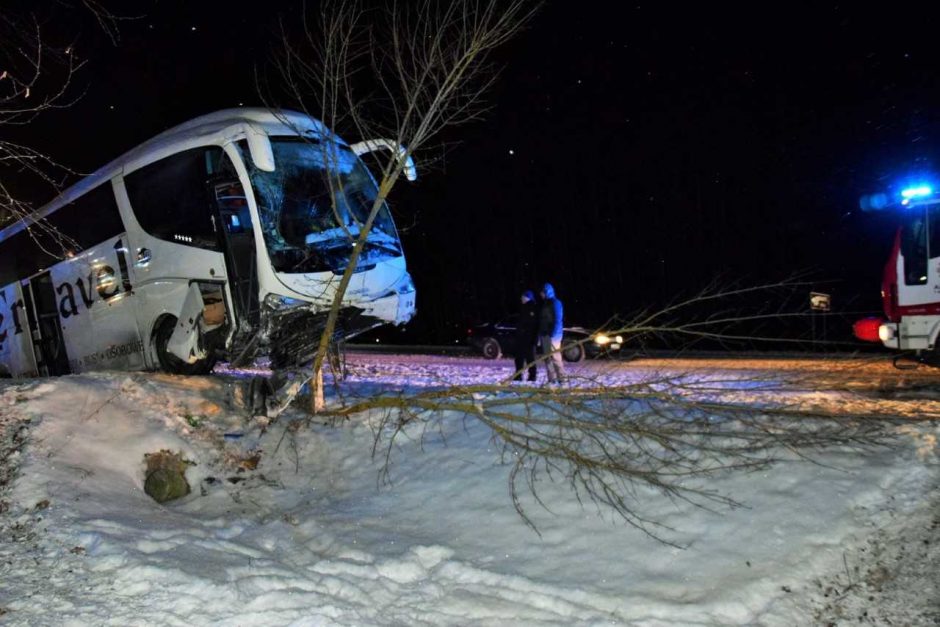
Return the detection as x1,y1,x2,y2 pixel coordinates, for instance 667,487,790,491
243,138,402,274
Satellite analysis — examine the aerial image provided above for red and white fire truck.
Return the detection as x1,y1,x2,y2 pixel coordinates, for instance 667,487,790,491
854,184,940,365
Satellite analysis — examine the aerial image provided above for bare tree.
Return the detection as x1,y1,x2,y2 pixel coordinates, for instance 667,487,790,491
0,2,126,251
0,13,80,229
266,0,540,412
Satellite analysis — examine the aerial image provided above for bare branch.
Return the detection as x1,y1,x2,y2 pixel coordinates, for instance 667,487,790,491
315,366,901,545
0,1,133,246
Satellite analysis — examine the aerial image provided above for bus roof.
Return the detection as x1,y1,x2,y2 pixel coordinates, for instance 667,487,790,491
0,108,334,243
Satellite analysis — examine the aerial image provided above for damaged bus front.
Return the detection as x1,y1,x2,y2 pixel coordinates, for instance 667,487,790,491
241,134,416,369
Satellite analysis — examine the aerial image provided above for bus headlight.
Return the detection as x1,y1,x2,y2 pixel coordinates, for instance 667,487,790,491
264,293,307,310
397,274,415,294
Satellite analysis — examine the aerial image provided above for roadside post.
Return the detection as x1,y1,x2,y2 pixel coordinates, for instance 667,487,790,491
810,291,831,345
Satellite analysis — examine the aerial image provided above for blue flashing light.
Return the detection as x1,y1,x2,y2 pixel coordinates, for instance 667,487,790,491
859,192,889,212
861,178,939,212
901,185,933,199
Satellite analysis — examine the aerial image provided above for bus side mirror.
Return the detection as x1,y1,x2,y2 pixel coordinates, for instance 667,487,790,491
350,139,417,181
246,128,276,172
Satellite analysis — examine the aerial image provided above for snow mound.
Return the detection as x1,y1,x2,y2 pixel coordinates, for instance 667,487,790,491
0,358,937,625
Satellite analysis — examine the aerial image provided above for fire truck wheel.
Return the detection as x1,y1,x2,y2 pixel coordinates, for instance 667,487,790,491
154,316,217,375
924,345,940,368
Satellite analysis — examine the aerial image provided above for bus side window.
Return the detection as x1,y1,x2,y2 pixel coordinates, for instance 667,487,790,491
124,147,224,250
0,183,123,286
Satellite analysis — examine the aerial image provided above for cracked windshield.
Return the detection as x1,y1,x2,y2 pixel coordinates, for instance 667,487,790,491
244,138,401,274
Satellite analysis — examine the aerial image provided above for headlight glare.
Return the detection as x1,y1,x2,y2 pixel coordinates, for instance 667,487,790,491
878,324,895,342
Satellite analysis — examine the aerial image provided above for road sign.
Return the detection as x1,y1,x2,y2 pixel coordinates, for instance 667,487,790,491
810,292,831,312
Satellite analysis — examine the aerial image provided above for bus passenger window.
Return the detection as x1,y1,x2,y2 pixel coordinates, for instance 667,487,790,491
124,147,225,250
0,183,123,286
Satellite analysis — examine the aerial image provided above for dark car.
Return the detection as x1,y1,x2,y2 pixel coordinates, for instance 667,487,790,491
467,317,623,362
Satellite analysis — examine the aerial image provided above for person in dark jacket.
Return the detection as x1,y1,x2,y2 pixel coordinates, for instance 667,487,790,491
513,290,538,381
538,282,565,384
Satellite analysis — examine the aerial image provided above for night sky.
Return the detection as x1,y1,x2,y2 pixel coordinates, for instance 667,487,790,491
9,1,940,344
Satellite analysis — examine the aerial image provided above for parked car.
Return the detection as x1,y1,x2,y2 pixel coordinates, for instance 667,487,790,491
467,317,623,362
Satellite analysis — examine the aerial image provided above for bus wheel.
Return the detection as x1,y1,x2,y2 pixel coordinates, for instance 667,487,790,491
154,316,216,375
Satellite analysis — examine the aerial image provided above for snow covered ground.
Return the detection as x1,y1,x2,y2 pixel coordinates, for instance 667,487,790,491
0,354,937,625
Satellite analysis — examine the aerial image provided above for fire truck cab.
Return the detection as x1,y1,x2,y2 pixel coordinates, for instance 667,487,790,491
855,184,940,362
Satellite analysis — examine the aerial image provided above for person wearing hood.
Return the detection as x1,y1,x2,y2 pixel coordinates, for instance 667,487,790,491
513,290,538,382
538,282,565,384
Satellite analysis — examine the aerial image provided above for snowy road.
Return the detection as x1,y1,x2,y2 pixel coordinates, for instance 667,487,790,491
341,350,940,389
0,353,937,625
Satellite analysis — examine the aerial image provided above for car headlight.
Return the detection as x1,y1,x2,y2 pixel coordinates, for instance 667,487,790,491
594,334,611,345
615,335,623,344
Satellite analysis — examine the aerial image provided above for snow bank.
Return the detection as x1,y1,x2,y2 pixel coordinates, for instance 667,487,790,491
0,356,937,625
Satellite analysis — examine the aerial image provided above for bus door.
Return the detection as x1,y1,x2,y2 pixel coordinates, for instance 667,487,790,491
211,178,260,328
23,272,71,376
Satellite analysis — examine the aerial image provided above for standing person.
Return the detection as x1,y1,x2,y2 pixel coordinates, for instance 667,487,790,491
538,282,565,384
513,290,538,381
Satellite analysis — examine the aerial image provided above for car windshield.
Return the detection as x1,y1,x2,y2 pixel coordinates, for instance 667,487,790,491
242,138,401,273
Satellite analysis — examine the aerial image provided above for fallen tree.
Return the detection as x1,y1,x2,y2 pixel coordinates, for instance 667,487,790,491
259,280,922,545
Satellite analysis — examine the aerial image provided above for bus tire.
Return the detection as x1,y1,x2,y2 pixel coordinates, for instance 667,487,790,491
154,316,216,375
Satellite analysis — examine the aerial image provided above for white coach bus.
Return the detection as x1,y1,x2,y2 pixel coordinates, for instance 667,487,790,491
0,109,416,377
